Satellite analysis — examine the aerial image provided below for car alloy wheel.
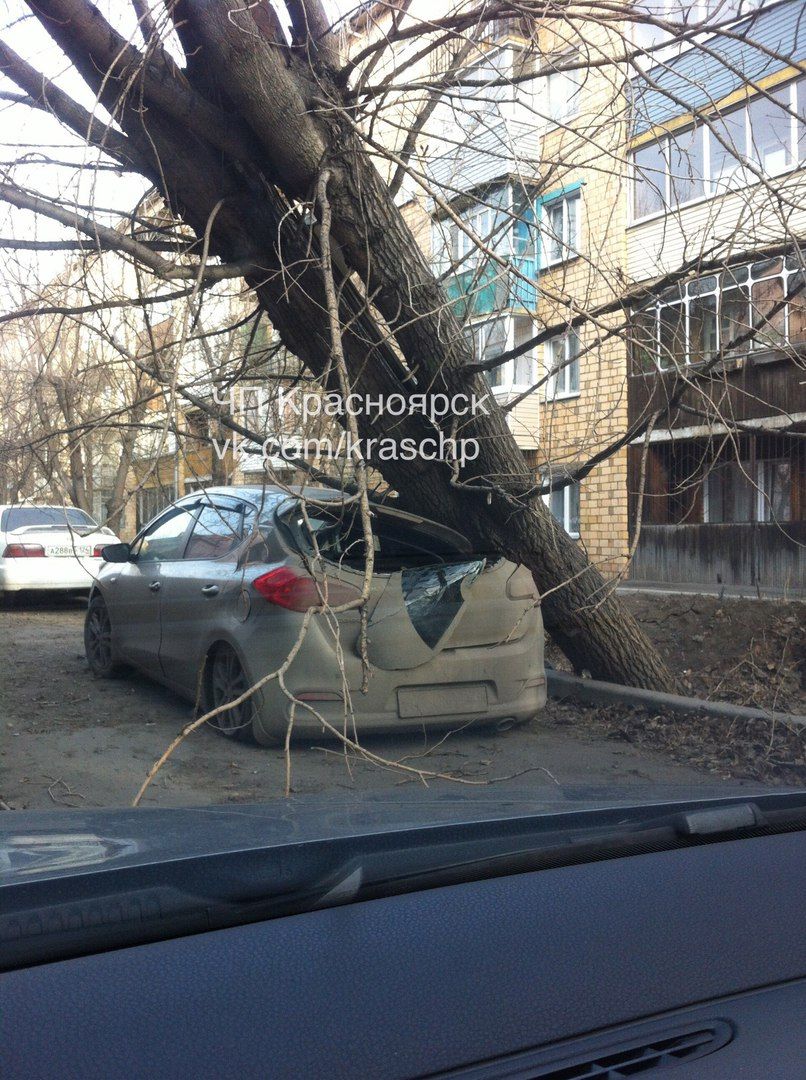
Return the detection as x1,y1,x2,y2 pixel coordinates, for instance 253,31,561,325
84,596,123,677
208,645,256,741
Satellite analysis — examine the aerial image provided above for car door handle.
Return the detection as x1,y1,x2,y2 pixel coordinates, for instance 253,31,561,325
201,584,219,596
148,581,161,592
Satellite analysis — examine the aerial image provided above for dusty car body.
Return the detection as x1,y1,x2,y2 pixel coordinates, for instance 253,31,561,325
0,505,120,599
84,486,545,742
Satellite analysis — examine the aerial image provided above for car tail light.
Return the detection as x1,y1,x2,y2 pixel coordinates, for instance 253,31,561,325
3,544,45,558
93,545,107,559
252,567,359,611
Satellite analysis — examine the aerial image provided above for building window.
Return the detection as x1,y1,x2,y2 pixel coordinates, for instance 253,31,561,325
632,253,804,370
668,123,705,204
704,458,792,523
632,139,667,218
457,204,495,261
242,385,268,429
431,185,541,282
431,192,512,274
545,330,581,398
709,106,746,192
631,0,763,53
630,77,806,220
465,315,537,390
465,317,508,388
511,188,537,260
511,316,538,386
92,488,114,525
185,411,209,443
452,48,511,134
545,54,582,122
544,478,581,537
136,485,177,531
184,476,211,494
540,190,580,266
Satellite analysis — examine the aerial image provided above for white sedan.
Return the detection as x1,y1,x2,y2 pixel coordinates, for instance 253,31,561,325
0,505,121,600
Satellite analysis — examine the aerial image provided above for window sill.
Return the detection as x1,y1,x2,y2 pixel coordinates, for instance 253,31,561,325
541,254,580,271
492,384,537,397
546,391,581,404
630,344,802,379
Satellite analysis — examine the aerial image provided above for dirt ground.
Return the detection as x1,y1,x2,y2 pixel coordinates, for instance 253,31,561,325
1,594,789,811
541,592,806,789
620,592,806,715
547,593,805,714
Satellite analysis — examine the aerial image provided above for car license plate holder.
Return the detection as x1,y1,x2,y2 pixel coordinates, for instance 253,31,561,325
397,684,488,718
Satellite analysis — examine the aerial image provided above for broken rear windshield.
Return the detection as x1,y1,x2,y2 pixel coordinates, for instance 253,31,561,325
278,500,475,571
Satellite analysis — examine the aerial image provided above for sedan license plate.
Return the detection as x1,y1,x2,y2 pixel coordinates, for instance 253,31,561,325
397,684,488,719
45,545,92,558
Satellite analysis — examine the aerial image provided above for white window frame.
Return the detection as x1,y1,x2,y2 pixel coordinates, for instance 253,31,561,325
431,196,509,275
466,314,538,392
458,204,494,262
241,384,270,429
539,190,581,267
545,331,581,400
543,479,581,538
630,77,805,223
91,487,114,525
451,45,514,133
510,315,538,389
639,253,799,371
545,53,583,124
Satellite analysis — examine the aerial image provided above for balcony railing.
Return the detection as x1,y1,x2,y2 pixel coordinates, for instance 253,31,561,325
444,255,537,319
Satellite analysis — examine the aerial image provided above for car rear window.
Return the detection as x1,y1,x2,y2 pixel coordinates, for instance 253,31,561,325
278,500,474,571
1,507,97,531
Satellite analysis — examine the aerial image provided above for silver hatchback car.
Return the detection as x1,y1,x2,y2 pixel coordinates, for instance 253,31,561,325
85,486,545,743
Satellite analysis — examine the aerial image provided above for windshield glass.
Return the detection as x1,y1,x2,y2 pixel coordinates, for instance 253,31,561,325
2,507,98,531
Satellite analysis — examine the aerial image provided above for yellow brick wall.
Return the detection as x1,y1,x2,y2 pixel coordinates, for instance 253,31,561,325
530,20,631,574
376,12,633,573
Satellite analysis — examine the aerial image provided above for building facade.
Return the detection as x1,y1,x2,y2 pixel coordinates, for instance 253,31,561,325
353,6,636,573
626,0,806,592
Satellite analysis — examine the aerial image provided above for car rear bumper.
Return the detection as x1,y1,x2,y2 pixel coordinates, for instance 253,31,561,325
262,679,547,741
248,633,546,742
0,557,103,592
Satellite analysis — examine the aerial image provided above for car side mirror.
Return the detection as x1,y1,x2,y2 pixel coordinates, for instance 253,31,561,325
101,542,134,563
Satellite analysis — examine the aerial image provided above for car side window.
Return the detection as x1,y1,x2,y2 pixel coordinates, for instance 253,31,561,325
135,506,197,563
184,502,246,560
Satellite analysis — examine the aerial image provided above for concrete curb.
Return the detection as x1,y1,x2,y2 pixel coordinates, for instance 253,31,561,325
546,669,806,730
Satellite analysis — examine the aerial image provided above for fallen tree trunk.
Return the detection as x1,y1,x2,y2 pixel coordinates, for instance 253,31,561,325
14,0,676,690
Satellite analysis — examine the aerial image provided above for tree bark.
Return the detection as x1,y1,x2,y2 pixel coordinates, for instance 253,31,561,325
16,0,676,691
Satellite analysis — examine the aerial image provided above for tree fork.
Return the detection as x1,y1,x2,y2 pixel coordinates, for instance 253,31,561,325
16,0,676,691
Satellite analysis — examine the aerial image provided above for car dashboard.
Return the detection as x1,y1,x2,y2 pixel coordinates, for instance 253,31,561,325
1,822,804,1078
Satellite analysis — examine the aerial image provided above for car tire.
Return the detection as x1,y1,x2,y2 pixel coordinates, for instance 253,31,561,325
206,644,258,743
84,595,125,678
0,591,18,608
